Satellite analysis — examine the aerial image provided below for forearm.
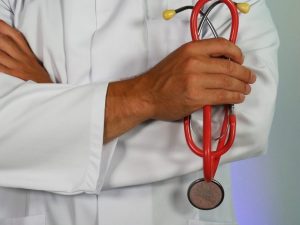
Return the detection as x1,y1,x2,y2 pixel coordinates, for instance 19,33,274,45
104,75,154,143
0,19,252,147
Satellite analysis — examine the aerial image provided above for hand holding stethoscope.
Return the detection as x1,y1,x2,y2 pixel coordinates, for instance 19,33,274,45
163,0,250,210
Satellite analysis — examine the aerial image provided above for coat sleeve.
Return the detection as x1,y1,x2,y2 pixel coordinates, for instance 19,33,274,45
0,1,115,195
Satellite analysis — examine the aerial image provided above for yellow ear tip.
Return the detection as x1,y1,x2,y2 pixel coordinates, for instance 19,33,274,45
236,3,251,14
163,9,176,20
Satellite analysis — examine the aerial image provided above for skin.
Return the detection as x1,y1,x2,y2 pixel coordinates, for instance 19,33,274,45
0,20,256,144
0,21,51,83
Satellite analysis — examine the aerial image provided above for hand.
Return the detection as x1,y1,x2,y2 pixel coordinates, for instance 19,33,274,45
138,38,256,121
104,38,256,142
0,20,52,83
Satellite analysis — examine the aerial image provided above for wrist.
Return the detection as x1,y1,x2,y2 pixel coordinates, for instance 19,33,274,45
106,75,155,126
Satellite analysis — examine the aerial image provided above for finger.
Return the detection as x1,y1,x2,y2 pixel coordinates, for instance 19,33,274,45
205,58,256,84
0,34,27,61
201,73,251,95
0,20,32,55
0,63,13,76
183,57,256,84
0,63,27,81
0,49,20,69
185,38,244,64
202,89,245,106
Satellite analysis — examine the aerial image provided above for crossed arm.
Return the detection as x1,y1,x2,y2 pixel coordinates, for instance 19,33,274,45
0,0,279,193
0,21,255,143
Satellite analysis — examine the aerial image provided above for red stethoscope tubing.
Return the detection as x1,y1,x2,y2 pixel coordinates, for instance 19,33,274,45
184,0,238,182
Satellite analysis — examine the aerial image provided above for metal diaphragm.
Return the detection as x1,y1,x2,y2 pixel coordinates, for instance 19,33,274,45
187,178,224,210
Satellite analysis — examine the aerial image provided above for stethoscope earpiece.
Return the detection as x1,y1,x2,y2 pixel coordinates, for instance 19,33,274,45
162,9,177,20
163,2,251,21
235,2,251,14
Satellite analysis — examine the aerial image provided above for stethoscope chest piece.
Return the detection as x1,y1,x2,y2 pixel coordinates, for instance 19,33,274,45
187,178,224,210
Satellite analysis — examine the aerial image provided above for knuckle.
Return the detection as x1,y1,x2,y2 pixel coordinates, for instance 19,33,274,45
183,74,197,97
185,87,195,100
181,42,195,55
183,73,195,88
217,37,230,48
216,91,225,102
183,57,198,71
234,92,245,103
0,33,6,41
15,30,24,39
222,77,232,88
0,34,11,43
188,73,198,85
0,19,5,28
225,61,235,74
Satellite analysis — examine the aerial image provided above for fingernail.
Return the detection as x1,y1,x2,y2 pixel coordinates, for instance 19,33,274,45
240,94,245,101
250,72,256,84
245,85,251,94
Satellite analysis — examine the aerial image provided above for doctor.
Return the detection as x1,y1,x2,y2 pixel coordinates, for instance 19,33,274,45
0,0,279,225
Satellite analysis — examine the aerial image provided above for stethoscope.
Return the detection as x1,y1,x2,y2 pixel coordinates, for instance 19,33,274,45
163,0,250,210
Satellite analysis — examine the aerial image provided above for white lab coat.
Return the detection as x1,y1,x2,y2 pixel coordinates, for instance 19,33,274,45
0,0,279,224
